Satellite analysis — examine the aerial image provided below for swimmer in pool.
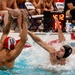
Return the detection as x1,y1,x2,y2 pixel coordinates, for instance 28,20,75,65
27,23,75,65
0,13,27,70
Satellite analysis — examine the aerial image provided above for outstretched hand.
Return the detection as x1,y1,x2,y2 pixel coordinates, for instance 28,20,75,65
55,18,61,30
20,12,27,41
19,12,27,36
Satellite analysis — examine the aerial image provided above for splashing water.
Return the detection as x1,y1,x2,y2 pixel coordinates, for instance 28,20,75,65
0,33,75,75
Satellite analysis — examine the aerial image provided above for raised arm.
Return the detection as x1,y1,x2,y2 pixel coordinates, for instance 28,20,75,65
56,19,66,42
2,0,12,10
0,14,13,45
28,30,55,53
54,18,66,42
8,13,27,61
2,0,17,9
34,0,42,8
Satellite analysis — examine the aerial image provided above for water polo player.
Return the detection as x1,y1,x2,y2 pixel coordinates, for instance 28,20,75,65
0,13,27,70
27,23,74,65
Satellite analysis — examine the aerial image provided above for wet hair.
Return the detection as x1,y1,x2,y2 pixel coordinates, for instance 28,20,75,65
62,45,72,58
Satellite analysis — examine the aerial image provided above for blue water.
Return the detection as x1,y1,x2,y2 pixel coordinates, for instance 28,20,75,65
0,48,54,75
0,33,75,75
0,47,75,75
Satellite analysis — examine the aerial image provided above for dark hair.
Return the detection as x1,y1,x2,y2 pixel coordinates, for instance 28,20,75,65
62,45,72,58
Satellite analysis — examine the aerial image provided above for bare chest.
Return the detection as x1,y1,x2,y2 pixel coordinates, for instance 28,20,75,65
0,50,8,63
0,50,14,69
6,0,14,8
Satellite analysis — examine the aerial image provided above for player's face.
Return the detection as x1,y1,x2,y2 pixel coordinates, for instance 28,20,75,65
57,46,65,58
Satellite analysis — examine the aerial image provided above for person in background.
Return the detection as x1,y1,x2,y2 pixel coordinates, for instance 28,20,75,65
24,0,43,31
34,0,56,14
0,11,9,29
1,0,23,33
17,0,26,9
16,0,28,18
26,0,41,14
65,0,75,24
0,0,9,30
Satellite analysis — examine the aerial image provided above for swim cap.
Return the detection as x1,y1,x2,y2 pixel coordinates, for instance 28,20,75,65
3,37,16,50
62,45,72,58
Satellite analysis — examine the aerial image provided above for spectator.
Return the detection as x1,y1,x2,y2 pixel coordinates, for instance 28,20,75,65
65,0,75,24
35,0,55,14
17,0,26,9
26,0,41,14
1,0,23,33
25,0,43,31
16,0,41,14
0,0,9,29
16,0,27,17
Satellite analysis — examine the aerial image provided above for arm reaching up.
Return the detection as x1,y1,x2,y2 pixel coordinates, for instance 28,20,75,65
58,26,66,43
55,18,66,42
0,13,13,45
28,30,55,54
7,13,27,61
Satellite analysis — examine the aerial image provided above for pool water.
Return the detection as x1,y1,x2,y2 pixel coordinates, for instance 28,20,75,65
0,33,75,75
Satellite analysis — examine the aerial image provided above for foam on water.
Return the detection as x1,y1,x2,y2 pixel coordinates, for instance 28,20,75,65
14,33,75,72
21,44,75,71
0,33,75,75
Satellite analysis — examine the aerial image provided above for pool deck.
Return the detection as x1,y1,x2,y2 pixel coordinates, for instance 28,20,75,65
0,32,71,43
